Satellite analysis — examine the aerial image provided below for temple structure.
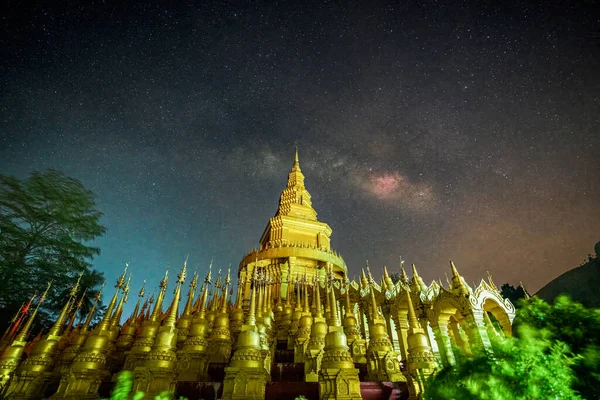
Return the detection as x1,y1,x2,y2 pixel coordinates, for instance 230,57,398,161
0,150,517,400
238,148,348,305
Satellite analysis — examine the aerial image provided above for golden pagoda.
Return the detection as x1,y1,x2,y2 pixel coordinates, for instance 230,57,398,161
0,149,519,400
238,149,348,304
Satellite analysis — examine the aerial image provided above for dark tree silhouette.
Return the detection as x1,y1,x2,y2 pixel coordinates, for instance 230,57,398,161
0,170,106,330
500,283,527,307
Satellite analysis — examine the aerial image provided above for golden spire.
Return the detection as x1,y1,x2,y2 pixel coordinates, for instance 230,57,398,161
150,268,169,322
450,260,459,279
48,272,82,336
400,256,409,285
327,266,341,327
98,265,128,331
65,288,87,335
520,281,531,299
344,280,354,316
314,272,323,318
111,274,131,328
406,290,420,330
221,266,231,313
361,266,369,289
146,290,155,319
303,272,310,313
198,265,212,320
449,260,469,296
247,267,259,326
383,266,393,291
274,147,317,220
234,275,244,309
164,259,187,328
256,271,264,320
183,270,198,317
6,293,36,341
3,302,25,341
411,264,426,291
130,280,146,321
487,271,499,292
368,270,379,317
83,280,104,328
14,282,51,342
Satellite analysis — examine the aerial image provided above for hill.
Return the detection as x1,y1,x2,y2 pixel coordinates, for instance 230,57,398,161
535,242,600,308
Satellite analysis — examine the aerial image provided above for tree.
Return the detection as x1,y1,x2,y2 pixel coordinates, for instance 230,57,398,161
500,283,526,307
0,170,106,330
424,296,600,399
49,268,106,322
389,272,401,284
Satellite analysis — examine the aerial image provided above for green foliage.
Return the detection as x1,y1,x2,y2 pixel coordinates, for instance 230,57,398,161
105,371,187,400
424,296,600,399
0,170,106,330
516,296,600,399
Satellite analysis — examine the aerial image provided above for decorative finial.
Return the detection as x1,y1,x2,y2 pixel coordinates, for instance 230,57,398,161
205,260,213,285
160,268,169,290
190,271,198,291
123,274,131,301
116,263,128,289
178,259,187,285
139,280,146,297
70,272,84,297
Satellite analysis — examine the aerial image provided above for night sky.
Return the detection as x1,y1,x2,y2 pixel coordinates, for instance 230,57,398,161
1,1,599,312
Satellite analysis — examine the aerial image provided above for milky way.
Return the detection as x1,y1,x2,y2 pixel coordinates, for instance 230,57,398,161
1,1,599,312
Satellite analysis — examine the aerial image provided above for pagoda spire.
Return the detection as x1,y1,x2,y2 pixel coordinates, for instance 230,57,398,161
130,280,146,322
520,281,531,299
98,264,128,331
198,267,212,320
112,274,131,328
449,261,470,296
328,266,341,327
383,266,394,291
5,292,35,342
411,264,427,292
247,267,259,326
164,260,187,328
64,288,87,336
221,267,231,314
361,266,369,289
83,280,105,328
400,256,410,285
15,282,51,343
48,272,83,336
274,147,317,220
183,270,198,317
150,269,169,322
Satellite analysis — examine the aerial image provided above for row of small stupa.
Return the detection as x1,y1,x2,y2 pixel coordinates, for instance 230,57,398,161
0,256,515,400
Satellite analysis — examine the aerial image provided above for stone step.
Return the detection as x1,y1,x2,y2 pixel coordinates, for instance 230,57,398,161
360,382,409,400
265,381,319,400
176,381,223,400
271,362,305,381
274,348,295,363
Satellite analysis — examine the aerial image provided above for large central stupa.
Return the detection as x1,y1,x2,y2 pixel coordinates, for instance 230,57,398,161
238,149,347,303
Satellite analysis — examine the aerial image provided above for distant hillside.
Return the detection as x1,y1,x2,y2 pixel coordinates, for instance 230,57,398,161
535,246,600,308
